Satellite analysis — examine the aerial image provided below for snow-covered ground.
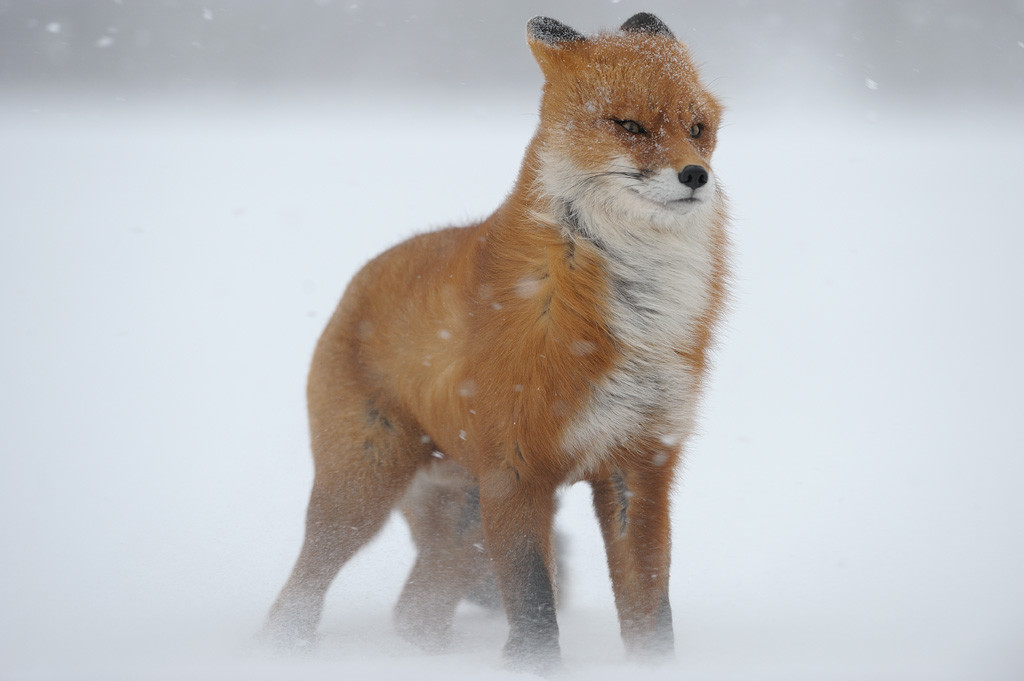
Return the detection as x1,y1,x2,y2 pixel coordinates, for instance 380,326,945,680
1,92,1022,680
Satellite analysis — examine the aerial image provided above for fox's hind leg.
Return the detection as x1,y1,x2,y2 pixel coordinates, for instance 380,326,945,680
394,465,493,650
264,380,426,649
396,469,572,652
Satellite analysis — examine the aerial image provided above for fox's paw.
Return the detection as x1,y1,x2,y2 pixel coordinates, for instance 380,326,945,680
502,634,563,677
393,602,454,653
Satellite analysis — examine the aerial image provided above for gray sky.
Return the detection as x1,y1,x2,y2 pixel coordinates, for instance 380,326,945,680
2,0,1022,105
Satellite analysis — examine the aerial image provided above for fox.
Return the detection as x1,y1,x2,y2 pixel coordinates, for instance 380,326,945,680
265,12,729,674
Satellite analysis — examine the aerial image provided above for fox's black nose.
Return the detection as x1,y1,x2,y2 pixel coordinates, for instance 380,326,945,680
678,165,709,189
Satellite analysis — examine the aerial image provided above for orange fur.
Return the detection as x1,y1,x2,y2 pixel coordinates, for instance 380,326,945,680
266,13,729,673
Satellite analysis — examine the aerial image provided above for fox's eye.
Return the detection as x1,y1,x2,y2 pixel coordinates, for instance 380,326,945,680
616,119,646,135
690,123,704,138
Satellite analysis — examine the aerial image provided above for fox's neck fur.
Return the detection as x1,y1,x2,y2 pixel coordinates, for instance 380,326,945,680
474,132,728,479
502,132,727,352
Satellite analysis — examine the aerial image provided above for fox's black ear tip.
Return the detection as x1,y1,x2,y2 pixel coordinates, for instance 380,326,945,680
527,16,586,45
620,12,675,39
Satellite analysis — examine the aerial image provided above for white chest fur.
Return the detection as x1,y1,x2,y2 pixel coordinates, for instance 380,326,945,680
558,196,721,478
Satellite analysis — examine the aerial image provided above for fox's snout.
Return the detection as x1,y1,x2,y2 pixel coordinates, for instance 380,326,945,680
678,164,709,190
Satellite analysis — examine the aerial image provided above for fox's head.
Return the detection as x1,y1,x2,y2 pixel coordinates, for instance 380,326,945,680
526,13,724,232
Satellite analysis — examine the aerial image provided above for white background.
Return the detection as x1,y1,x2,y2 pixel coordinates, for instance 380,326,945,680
2,2,1023,679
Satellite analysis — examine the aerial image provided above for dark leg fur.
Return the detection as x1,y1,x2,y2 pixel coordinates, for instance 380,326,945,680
394,471,494,650
479,468,562,674
591,465,675,659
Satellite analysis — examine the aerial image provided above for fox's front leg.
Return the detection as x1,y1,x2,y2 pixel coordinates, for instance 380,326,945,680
478,463,561,673
591,463,675,659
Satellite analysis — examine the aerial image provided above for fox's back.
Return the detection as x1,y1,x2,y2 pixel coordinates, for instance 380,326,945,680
309,225,478,453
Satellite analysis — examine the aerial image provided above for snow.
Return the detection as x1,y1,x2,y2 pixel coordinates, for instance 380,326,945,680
1,92,1022,680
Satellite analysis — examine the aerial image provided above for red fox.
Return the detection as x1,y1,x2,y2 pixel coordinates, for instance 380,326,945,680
266,12,729,673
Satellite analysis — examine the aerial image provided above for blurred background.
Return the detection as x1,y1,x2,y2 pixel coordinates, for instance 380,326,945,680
2,2,1023,681
3,0,1023,106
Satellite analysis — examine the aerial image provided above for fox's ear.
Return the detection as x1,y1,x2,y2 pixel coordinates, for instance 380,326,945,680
620,12,675,39
527,16,586,46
